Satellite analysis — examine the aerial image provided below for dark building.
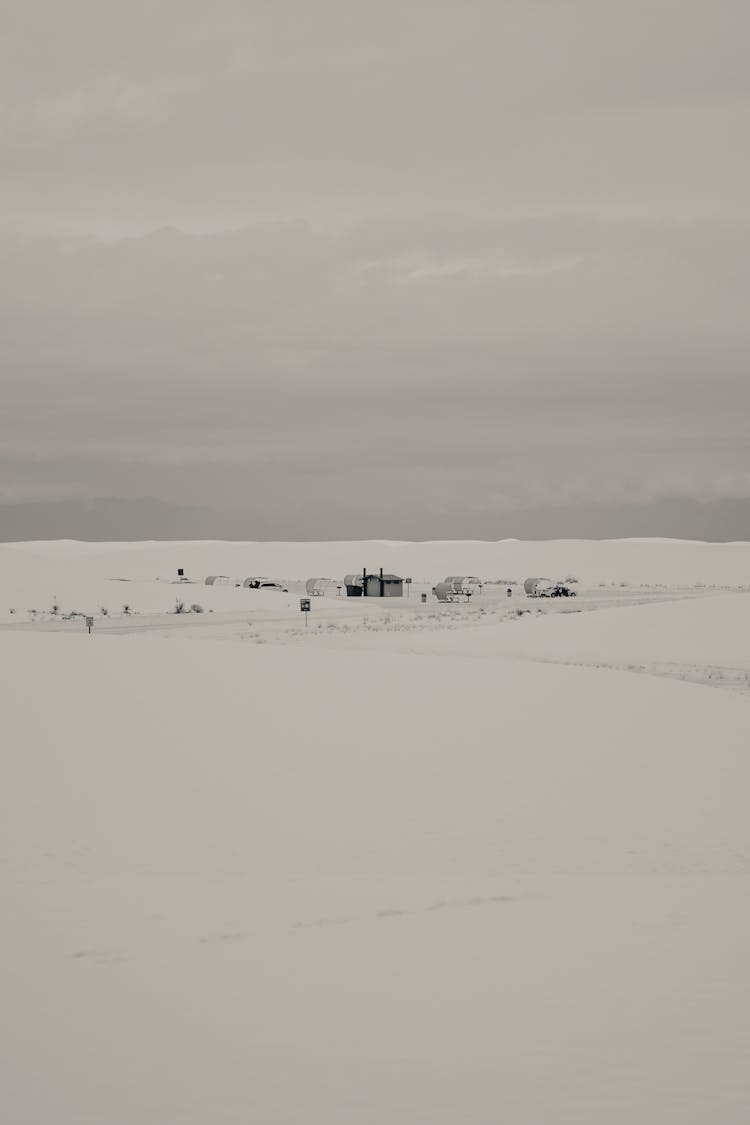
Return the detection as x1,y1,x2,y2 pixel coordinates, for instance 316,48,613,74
344,568,404,598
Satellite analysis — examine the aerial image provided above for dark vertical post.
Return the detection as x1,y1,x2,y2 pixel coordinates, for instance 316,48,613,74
363,567,367,597
380,567,384,597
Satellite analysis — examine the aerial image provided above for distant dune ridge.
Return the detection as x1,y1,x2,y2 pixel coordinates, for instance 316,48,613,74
2,535,750,593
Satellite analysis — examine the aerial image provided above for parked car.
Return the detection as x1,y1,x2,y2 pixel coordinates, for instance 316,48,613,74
244,578,288,592
539,584,577,598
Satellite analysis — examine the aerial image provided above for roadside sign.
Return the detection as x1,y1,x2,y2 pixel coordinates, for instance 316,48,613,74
177,568,184,577
85,616,94,634
421,592,427,604
300,597,311,627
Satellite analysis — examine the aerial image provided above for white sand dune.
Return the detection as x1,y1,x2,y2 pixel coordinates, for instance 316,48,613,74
320,589,750,691
2,540,750,1124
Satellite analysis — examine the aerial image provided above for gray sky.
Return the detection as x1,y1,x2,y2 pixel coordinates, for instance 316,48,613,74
2,0,749,540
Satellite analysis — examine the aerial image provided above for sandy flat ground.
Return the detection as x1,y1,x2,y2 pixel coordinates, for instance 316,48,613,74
2,539,750,1124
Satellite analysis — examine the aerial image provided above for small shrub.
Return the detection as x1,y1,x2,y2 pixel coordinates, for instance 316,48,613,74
100,607,109,616
122,604,131,615
174,599,186,614
190,603,204,613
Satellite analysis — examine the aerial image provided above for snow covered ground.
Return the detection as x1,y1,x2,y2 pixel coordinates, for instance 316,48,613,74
2,539,750,1124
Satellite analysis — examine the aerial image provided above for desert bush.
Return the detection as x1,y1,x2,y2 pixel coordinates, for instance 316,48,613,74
122,604,131,615
190,603,204,613
174,599,186,614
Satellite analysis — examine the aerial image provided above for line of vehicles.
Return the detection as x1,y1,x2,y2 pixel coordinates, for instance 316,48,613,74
201,572,576,600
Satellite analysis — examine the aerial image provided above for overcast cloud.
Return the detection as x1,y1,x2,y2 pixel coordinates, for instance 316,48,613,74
2,0,749,539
